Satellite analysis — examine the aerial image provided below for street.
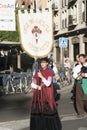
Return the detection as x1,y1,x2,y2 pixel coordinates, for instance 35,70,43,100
0,87,87,130
59,90,87,130
0,0,87,130
0,94,31,122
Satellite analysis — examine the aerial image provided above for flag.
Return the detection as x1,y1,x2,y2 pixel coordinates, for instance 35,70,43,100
18,9,53,58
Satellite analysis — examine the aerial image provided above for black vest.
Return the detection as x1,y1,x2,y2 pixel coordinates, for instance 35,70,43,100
81,65,87,73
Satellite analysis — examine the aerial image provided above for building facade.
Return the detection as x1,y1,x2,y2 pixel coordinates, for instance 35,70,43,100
54,0,87,63
35,0,87,64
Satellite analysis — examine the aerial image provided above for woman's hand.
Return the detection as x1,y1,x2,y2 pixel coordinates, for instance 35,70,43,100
38,71,44,79
37,85,41,90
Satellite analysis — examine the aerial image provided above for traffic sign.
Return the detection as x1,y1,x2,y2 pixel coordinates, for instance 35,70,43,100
59,37,68,48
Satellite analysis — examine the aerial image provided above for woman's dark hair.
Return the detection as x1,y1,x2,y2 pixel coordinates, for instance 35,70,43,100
40,57,49,63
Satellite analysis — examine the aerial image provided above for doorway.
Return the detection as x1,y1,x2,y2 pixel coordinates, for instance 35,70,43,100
73,43,79,61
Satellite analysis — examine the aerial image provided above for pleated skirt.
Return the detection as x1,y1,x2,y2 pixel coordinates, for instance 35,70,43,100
30,102,62,130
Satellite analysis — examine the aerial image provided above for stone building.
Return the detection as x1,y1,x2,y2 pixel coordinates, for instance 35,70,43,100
35,0,87,63
4,0,87,68
54,0,87,63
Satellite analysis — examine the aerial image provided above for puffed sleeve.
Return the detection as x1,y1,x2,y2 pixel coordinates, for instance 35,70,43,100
42,76,52,87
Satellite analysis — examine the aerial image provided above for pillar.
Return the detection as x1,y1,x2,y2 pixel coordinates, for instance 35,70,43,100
79,34,85,54
69,37,74,61
17,54,21,69
53,44,57,63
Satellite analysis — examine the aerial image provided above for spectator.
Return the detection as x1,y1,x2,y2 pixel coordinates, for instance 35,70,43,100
73,54,87,117
49,59,60,102
64,58,71,83
71,54,80,103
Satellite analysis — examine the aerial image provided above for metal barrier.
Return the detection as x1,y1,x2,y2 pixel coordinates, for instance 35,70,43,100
57,66,73,88
0,71,32,95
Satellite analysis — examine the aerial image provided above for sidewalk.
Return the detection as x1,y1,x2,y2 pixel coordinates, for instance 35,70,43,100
60,84,73,92
58,81,74,94
0,119,29,130
0,114,87,130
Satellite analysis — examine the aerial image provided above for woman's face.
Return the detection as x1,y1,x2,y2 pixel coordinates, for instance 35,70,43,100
40,61,48,69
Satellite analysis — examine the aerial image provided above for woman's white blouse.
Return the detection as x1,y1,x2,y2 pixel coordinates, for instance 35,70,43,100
31,76,52,89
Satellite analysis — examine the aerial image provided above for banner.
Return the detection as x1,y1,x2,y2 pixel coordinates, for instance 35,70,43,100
0,0,16,31
18,9,53,58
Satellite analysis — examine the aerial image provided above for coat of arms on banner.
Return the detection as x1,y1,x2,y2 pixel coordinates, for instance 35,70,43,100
18,9,53,58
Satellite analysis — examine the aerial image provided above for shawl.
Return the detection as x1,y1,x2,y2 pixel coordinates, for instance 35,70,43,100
31,68,56,112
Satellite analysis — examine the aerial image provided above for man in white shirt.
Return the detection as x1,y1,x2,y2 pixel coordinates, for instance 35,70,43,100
73,54,87,117
71,54,80,103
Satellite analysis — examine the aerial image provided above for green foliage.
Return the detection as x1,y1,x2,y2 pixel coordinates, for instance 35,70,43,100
0,30,19,42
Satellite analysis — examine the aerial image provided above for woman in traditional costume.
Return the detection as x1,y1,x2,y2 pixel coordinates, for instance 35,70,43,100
30,57,62,130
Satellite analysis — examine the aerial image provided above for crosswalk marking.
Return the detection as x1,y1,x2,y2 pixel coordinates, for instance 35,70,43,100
61,114,87,121
0,119,29,130
0,127,12,130
78,127,87,130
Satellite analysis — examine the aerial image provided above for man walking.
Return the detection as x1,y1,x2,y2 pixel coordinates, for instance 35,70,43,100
73,54,87,117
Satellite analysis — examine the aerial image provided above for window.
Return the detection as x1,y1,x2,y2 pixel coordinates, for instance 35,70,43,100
85,43,87,54
65,18,67,27
54,15,59,30
65,0,68,6
62,19,65,28
62,11,64,28
68,5,77,25
82,1,85,22
73,5,77,23
65,10,67,27
62,0,63,7
62,10,67,28
73,43,79,61
62,0,65,7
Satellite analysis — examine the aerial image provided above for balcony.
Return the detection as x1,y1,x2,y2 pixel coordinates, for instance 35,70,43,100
68,0,77,8
68,15,77,26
